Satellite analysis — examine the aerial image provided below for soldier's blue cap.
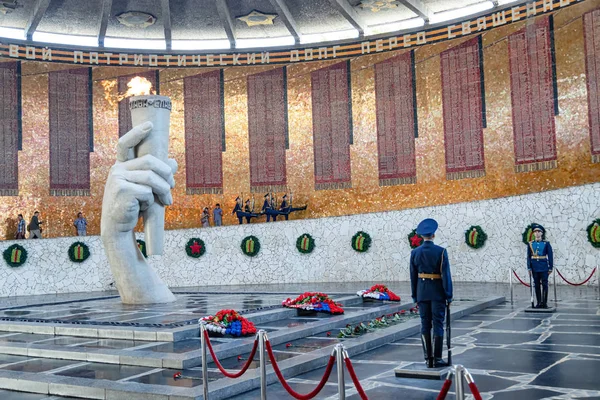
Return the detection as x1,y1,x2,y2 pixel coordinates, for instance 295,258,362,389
235,196,240,201
532,224,545,233
264,193,269,198
416,218,438,236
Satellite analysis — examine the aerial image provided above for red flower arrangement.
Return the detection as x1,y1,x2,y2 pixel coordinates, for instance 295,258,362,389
357,284,401,301
282,292,344,314
200,309,257,337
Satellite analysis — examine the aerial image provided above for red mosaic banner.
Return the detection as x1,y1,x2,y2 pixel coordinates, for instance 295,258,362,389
184,70,224,194
441,37,486,180
247,67,287,192
48,68,91,195
584,9,600,163
375,52,417,185
311,61,352,190
508,16,557,172
118,70,158,137
0,61,20,196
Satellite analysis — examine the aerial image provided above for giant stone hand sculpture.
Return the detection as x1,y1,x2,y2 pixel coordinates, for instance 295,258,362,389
101,122,176,304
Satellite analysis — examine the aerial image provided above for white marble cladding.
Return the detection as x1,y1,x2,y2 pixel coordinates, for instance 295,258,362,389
1,183,599,297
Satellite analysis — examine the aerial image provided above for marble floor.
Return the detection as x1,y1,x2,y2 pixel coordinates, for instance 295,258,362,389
0,282,596,399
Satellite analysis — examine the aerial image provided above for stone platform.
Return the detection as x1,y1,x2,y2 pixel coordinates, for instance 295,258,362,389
0,282,596,399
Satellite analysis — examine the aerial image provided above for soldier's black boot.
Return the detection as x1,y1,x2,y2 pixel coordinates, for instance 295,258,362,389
421,333,433,368
534,286,542,308
541,289,549,309
433,336,449,368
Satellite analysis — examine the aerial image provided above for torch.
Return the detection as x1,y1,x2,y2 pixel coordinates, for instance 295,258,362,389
127,78,172,256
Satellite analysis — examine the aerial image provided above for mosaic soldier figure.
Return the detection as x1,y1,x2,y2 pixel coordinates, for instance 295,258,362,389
527,224,554,309
232,197,243,224
262,193,278,222
244,199,260,223
278,194,308,221
410,218,453,368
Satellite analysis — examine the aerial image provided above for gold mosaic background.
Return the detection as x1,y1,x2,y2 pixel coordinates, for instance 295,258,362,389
1,1,599,239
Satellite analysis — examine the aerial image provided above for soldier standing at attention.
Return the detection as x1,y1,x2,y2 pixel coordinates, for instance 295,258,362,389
232,197,243,225
527,224,553,309
410,218,453,368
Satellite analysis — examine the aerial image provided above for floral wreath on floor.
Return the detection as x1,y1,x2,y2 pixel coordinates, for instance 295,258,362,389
282,292,344,314
3,244,27,267
136,239,148,258
296,233,315,254
337,307,419,338
351,231,371,252
200,309,257,337
356,284,401,301
241,235,260,257
586,219,600,249
408,229,423,249
465,226,487,249
68,241,90,263
185,238,206,258
522,223,545,245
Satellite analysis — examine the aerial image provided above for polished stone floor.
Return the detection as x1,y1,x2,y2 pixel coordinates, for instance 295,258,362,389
0,282,596,399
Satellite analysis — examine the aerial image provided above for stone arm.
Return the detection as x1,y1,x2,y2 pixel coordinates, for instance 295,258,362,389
101,122,177,304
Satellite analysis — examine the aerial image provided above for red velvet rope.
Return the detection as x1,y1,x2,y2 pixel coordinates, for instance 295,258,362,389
203,330,259,378
265,340,336,400
468,382,483,400
344,357,369,400
512,269,531,287
436,379,452,400
556,267,597,286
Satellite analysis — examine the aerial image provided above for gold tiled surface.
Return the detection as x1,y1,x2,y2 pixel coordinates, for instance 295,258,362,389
1,2,599,239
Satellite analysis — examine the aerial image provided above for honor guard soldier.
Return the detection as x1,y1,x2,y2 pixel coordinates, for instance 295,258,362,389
232,197,243,225
262,193,277,222
244,199,260,223
278,194,308,221
410,218,453,368
527,224,554,308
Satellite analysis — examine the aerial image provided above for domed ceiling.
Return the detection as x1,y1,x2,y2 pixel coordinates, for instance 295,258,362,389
0,0,519,51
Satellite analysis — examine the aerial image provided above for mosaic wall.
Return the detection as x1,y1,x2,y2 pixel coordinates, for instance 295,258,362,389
0,183,597,297
0,1,599,240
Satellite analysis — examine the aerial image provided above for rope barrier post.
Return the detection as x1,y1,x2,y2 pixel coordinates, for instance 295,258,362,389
463,368,483,400
454,365,465,400
335,344,345,399
509,266,513,304
597,265,600,300
200,321,209,400
259,330,267,400
553,267,558,305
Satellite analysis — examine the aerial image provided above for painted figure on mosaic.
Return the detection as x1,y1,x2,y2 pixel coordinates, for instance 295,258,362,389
213,203,223,227
527,224,554,309
262,193,278,222
244,199,260,223
101,121,176,304
410,218,453,368
277,193,308,221
74,212,87,236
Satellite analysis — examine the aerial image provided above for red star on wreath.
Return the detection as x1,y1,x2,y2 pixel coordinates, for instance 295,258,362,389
410,234,423,247
189,241,202,254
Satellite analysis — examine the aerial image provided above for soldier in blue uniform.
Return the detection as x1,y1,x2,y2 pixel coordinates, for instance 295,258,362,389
232,197,243,224
278,194,308,221
262,193,278,222
527,224,554,308
410,218,453,368
243,199,260,224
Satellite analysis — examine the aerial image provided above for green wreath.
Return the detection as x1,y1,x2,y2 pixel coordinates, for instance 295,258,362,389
465,226,487,249
68,241,90,263
136,239,148,258
241,236,260,257
3,244,27,267
522,223,545,245
186,238,206,258
586,219,600,249
296,234,315,254
351,231,371,253
408,229,423,249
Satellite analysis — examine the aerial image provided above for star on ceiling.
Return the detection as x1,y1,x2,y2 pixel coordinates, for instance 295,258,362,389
359,0,400,12
116,11,156,28
237,10,277,27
